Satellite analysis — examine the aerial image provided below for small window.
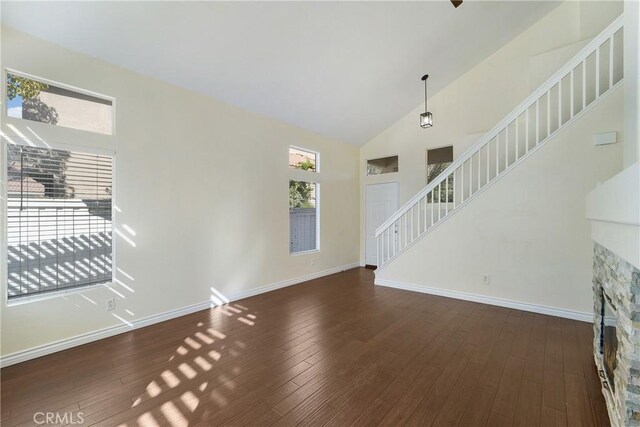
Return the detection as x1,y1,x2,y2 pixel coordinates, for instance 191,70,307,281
289,180,318,253
6,144,113,299
289,147,317,172
367,155,398,176
426,146,453,202
6,72,113,135
426,146,453,183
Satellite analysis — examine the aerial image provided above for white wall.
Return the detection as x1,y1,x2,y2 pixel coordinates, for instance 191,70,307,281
359,1,623,264
0,27,360,357
586,163,640,269
377,87,623,317
624,0,640,167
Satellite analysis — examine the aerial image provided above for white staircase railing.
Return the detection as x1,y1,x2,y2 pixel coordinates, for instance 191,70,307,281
376,15,624,269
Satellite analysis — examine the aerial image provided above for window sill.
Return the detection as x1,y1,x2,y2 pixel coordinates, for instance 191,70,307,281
290,249,320,256
365,171,399,177
5,281,113,307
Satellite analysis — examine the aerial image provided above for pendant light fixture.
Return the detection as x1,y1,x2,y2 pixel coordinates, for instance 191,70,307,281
420,74,433,128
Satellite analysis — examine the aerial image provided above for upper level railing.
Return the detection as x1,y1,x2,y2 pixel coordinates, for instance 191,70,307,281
376,15,624,269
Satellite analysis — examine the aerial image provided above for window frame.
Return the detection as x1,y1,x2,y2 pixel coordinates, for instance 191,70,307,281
425,145,454,204
1,138,117,306
288,180,320,256
288,145,320,256
289,145,319,173
366,154,399,176
4,68,117,136
425,145,454,184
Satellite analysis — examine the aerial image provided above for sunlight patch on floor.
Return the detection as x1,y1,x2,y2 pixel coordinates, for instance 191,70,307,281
194,356,212,371
178,363,197,379
160,401,187,426
161,370,180,388
195,331,213,344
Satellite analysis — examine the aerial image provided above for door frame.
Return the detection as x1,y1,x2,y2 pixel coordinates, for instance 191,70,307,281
364,181,399,268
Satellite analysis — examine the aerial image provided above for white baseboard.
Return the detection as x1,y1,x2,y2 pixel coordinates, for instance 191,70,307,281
230,262,360,301
1,262,360,367
375,278,593,323
0,300,214,368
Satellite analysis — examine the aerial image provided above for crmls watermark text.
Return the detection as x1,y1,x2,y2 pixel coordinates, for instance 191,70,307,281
33,411,85,425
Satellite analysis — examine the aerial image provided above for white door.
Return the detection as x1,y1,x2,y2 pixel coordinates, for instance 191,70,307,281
365,182,398,266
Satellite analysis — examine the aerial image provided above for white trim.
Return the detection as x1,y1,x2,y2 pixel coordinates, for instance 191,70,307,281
425,144,454,184
231,262,359,301
5,282,111,307
289,145,319,173
0,262,360,367
365,153,400,177
0,133,115,157
0,301,210,368
289,180,320,255
290,249,320,257
316,182,321,252
375,277,593,323
1,142,7,310
5,68,114,105
364,153,400,163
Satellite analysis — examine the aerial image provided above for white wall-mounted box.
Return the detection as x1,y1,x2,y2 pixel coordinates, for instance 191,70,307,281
594,131,617,146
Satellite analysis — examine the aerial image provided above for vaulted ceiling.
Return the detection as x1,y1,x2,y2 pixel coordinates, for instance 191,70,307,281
2,1,560,145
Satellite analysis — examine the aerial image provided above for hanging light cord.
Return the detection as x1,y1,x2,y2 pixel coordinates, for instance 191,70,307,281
423,74,429,112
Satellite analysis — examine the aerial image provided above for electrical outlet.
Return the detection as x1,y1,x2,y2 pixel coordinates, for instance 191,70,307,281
481,274,490,285
311,258,316,266
107,298,116,311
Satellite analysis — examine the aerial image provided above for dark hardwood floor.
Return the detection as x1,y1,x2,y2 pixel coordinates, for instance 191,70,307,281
1,268,608,426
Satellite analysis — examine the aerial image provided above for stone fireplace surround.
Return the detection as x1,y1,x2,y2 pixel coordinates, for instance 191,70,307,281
593,243,640,426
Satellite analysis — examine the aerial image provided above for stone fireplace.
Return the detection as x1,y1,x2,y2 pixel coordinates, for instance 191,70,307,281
593,243,640,426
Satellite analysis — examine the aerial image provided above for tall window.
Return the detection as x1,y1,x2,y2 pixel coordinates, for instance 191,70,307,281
426,146,453,202
6,71,114,135
288,146,319,254
289,180,318,253
6,144,113,299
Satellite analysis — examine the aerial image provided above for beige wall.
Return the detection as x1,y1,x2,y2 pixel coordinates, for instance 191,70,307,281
377,86,624,316
359,1,623,264
0,26,360,357
624,0,640,167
